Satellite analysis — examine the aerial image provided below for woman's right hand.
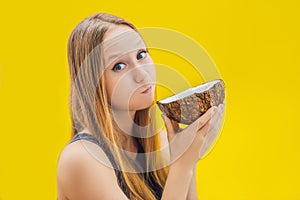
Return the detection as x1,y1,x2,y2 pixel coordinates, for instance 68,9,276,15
162,103,224,171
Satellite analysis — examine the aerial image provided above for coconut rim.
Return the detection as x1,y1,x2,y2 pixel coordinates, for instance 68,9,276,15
157,79,222,104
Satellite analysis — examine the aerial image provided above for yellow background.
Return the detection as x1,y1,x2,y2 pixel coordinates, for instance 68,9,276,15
0,0,299,199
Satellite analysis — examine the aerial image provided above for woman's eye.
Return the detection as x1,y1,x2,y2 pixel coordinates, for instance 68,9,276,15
112,63,126,72
137,50,147,60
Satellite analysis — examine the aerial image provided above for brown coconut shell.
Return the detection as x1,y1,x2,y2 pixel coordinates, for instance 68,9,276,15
157,79,225,125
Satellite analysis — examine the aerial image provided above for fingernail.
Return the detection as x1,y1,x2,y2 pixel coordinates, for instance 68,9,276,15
212,106,218,112
219,103,223,110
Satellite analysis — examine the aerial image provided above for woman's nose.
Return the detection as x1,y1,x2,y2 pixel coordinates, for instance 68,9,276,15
133,65,148,83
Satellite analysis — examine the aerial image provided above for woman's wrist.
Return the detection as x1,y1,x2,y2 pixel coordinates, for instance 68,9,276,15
169,160,195,175
162,162,194,200
187,165,198,200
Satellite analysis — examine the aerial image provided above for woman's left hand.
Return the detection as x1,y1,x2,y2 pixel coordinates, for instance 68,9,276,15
164,103,225,160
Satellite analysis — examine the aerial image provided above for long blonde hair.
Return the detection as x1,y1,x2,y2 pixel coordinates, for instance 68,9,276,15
67,12,169,199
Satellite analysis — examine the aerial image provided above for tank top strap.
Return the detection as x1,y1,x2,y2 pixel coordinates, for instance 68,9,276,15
69,133,121,169
69,133,100,146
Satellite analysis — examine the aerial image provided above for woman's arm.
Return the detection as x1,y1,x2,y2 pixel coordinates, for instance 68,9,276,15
161,160,199,200
159,130,194,199
161,105,223,200
161,163,194,200
187,166,199,200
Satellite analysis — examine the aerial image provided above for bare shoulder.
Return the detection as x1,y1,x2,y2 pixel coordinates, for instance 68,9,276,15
56,140,128,200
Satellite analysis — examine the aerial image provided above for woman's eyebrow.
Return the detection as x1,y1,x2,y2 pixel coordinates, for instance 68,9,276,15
107,47,143,62
107,53,120,62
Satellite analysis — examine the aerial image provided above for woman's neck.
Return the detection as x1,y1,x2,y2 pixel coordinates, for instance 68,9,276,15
112,109,138,153
111,109,136,135
79,109,139,154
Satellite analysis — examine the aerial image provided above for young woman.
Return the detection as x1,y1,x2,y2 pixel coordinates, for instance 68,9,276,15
56,12,224,200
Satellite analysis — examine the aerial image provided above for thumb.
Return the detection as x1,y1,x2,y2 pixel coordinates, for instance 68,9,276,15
162,114,176,142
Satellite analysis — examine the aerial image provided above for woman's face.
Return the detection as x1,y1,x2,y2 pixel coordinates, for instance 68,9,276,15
102,25,156,111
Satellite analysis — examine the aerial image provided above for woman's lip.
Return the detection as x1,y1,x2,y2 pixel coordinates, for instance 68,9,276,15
141,86,152,94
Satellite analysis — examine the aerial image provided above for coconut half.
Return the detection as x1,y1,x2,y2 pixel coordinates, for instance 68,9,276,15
157,79,225,124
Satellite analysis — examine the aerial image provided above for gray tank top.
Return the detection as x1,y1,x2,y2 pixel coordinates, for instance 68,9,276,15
69,133,163,199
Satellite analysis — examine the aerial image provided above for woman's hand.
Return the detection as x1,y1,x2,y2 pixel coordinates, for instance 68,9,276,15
162,103,225,171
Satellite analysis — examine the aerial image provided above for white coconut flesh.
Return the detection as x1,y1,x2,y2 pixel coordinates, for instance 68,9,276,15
159,79,220,104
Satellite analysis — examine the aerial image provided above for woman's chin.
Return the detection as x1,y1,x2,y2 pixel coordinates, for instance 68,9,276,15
134,100,155,111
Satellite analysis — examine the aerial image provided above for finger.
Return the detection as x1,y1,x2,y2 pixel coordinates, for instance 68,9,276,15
194,117,219,158
206,107,223,133
195,106,217,130
197,106,221,138
162,114,176,141
182,106,215,136
171,119,180,133
205,115,222,143
222,100,226,106
197,118,211,138
193,118,211,146
218,103,225,114
199,114,223,158
199,107,224,154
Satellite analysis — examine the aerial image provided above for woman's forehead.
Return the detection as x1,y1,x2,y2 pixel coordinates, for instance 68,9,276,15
102,26,146,68
103,25,133,41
